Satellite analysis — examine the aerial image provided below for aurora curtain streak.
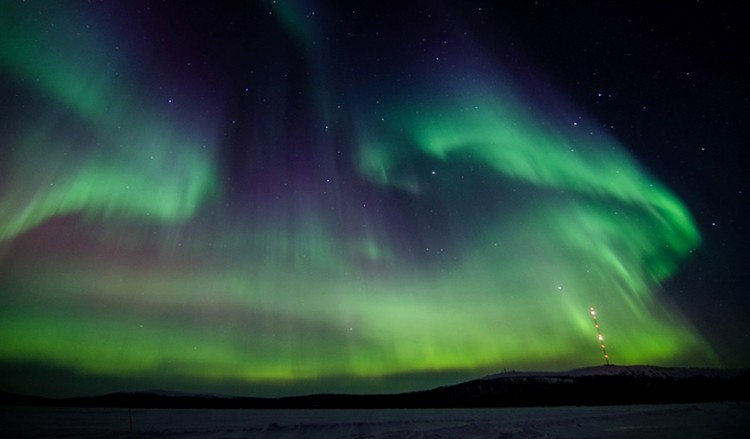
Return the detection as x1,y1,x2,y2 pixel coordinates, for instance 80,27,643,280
0,1,714,396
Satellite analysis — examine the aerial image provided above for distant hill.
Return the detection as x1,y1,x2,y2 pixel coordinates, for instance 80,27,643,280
2,365,747,409
426,365,748,408
483,364,743,380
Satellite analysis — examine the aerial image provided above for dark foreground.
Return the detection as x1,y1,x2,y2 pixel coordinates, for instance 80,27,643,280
1,402,748,438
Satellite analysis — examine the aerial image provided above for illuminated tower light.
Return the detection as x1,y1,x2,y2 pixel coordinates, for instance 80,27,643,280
589,306,610,366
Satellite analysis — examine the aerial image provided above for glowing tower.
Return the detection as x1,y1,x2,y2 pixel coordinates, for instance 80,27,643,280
590,307,610,365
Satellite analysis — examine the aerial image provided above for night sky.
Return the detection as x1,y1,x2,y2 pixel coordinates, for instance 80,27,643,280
0,1,747,398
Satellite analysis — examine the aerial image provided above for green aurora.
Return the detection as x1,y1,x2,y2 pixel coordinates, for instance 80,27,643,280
0,1,718,397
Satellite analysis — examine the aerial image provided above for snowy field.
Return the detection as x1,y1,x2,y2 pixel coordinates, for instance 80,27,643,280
1,402,747,438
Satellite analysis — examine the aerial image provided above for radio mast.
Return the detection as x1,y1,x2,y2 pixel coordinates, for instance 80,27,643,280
589,307,610,365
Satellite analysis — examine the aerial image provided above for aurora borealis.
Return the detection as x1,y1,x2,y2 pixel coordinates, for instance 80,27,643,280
1,1,747,397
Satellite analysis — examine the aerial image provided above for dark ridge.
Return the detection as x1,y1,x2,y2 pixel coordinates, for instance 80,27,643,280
2,365,748,409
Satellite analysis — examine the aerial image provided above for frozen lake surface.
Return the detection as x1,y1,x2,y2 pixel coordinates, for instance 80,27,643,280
1,402,747,438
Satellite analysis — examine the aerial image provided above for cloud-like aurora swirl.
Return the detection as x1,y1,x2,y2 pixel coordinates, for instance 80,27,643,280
0,1,715,396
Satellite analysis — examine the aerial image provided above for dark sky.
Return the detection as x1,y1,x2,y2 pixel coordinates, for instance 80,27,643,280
0,1,747,398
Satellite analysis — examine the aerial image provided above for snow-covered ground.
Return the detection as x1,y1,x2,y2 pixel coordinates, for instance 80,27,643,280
1,402,747,438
